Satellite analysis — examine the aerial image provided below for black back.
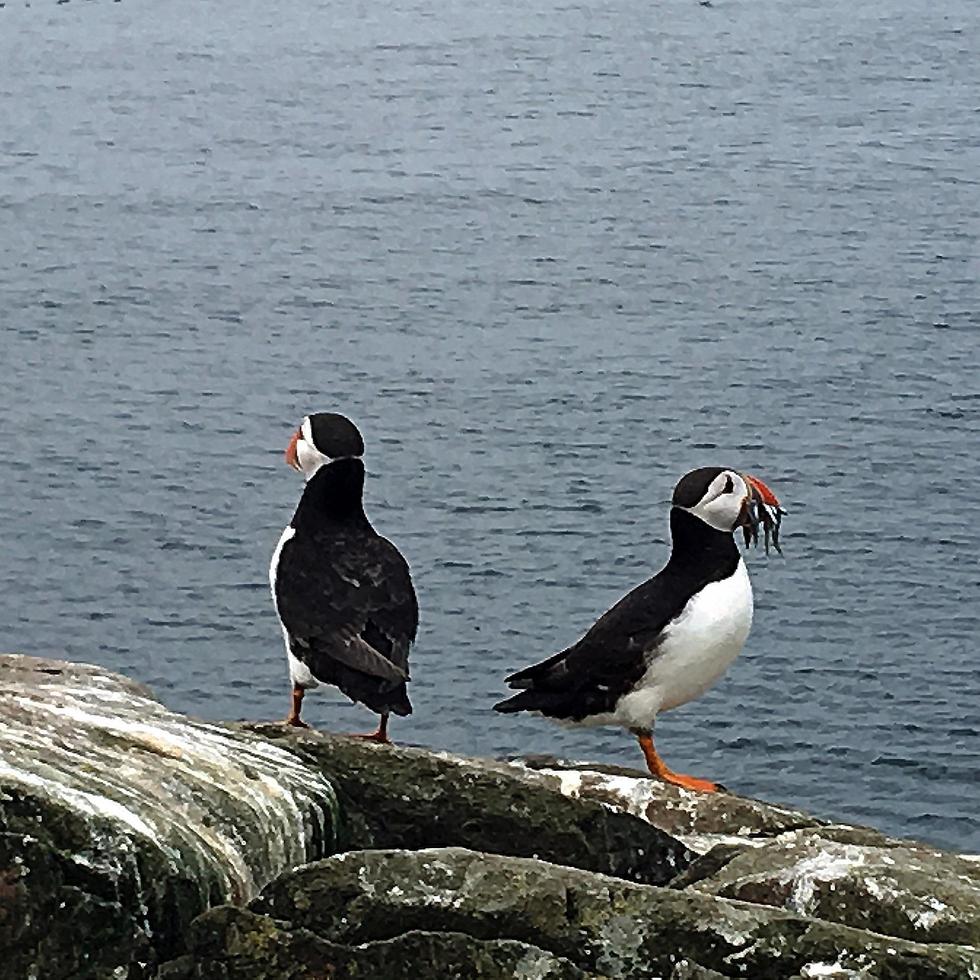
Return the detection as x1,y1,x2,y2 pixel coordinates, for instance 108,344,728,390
275,458,418,716
494,507,739,722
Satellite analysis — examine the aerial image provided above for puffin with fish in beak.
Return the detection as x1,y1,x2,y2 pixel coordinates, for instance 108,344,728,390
270,413,418,742
494,466,784,792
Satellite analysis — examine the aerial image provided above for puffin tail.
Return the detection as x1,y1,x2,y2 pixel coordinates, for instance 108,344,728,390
493,690,534,713
503,648,569,689
386,685,413,717
496,648,575,714
493,689,566,714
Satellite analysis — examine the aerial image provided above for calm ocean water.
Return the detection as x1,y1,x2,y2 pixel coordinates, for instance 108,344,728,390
1,0,977,851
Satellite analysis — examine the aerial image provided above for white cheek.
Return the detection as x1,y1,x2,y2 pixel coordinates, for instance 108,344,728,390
696,495,742,532
296,440,328,480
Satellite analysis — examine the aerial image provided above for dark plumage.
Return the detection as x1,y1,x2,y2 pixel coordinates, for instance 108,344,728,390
275,458,417,717
494,465,784,793
308,413,365,460
494,507,738,722
271,413,417,738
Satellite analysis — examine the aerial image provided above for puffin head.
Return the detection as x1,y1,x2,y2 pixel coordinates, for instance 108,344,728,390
285,413,365,481
672,466,785,553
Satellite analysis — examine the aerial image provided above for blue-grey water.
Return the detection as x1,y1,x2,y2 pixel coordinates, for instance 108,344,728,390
1,0,978,852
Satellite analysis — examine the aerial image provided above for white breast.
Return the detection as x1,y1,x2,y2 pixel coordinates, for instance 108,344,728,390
612,559,753,730
269,525,318,689
269,525,296,598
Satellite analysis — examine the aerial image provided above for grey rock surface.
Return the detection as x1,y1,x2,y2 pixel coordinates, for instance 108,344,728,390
0,655,339,979
4,656,979,980
157,906,591,979
505,756,825,854
684,824,980,946
504,758,980,955
245,723,694,886
247,846,980,979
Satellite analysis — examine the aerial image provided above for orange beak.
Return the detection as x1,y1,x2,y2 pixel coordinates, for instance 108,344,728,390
285,428,302,471
743,473,780,508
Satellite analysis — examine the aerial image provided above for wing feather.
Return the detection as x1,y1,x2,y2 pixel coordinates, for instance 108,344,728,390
501,573,682,695
275,524,417,684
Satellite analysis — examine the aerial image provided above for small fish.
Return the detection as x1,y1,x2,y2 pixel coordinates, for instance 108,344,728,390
742,497,785,555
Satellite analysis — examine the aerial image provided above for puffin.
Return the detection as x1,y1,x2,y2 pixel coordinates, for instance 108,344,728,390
494,466,784,792
269,413,418,741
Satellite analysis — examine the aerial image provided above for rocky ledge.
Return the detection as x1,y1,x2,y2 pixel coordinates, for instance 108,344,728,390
1,655,978,980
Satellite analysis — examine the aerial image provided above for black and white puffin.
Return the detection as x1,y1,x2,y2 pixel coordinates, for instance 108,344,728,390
269,413,418,742
494,467,784,792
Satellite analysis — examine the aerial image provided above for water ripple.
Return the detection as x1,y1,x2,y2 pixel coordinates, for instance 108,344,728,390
0,0,978,852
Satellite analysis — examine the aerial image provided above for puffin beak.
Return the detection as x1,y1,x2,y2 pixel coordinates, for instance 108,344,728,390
285,429,302,471
739,473,785,554
743,473,781,509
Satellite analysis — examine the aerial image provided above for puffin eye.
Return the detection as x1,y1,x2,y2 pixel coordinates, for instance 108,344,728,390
722,475,734,494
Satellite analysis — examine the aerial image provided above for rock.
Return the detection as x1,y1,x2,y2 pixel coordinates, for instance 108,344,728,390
668,962,728,980
667,843,749,890
507,760,980,954
0,655,340,979
507,756,824,854
157,906,590,979
5,655,980,980
248,846,980,979
244,724,692,886
683,824,980,947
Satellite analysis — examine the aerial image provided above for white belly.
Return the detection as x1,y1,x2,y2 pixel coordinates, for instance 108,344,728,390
269,525,296,596
269,526,319,689
612,560,753,730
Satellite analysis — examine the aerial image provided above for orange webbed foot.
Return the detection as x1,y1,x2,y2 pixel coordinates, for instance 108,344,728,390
349,714,391,744
285,686,309,728
633,728,724,794
658,770,720,794
350,730,391,744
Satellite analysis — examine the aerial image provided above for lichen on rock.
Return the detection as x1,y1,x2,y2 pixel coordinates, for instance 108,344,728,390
0,655,341,978
4,656,979,980
240,846,980,979
684,824,980,947
243,723,693,887
157,906,592,980
505,756,825,854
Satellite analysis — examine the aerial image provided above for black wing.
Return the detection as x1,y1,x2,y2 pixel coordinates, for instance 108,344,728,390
276,525,418,684
494,570,687,720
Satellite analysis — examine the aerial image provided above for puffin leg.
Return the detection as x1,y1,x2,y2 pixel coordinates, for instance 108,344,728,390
352,713,391,744
632,728,719,793
284,685,310,728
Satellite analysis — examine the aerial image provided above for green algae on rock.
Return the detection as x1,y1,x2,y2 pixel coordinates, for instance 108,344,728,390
505,756,826,854
504,759,980,962
0,655,340,979
243,723,693,886
247,846,980,980
4,656,980,980
157,906,591,980
684,824,980,947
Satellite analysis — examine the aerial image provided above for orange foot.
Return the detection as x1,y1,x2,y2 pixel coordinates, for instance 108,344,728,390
633,728,721,794
657,769,720,794
285,686,309,728
350,714,390,744
351,730,391,744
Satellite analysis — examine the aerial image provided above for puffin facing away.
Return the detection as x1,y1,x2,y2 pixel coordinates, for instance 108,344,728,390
270,413,418,742
494,467,784,792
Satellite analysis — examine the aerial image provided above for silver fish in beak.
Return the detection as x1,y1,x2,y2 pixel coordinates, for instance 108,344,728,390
739,473,785,554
